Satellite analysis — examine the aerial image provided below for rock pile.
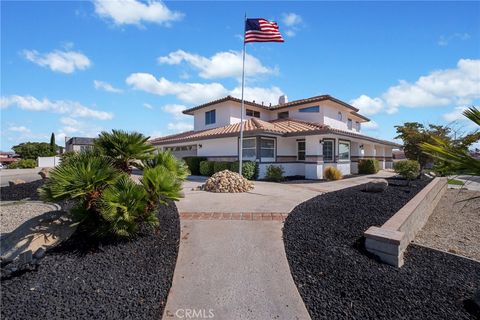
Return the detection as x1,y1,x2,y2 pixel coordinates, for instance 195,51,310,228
8,179,26,187
38,168,50,180
364,179,388,193
202,170,254,193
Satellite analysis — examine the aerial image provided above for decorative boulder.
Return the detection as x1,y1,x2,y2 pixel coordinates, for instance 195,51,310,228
202,170,254,193
8,179,26,187
364,179,388,193
38,168,50,180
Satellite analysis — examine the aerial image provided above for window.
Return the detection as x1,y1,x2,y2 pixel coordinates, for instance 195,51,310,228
297,140,306,161
347,119,353,130
337,112,343,121
299,106,320,113
246,109,260,118
260,138,275,159
278,111,289,119
356,122,361,131
338,141,350,161
205,110,216,125
242,138,256,160
323,140,334,162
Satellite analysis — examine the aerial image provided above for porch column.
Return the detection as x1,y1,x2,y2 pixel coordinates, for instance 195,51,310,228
384,147,393,169
376,146,385,170
305,135,323,179
350,141,361,174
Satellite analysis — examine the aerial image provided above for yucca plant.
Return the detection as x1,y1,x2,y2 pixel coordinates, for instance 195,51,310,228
95,129,155,173
142,150,190,180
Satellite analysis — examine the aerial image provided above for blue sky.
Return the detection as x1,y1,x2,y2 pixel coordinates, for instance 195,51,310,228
1,1,479,151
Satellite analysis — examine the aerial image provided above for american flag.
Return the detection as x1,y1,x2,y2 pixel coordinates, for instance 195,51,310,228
244,18,284,43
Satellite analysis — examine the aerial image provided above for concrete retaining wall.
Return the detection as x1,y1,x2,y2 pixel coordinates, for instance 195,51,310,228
364,177,447,267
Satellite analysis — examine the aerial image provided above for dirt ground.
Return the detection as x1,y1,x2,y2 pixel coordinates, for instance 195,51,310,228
415,189,480,261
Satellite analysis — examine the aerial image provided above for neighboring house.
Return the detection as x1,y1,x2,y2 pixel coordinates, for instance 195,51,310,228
65,137,95,152
0,152,19,165
150,95,400,179
392,149,406,161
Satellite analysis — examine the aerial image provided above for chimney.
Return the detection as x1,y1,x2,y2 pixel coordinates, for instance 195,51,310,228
278,95,288,105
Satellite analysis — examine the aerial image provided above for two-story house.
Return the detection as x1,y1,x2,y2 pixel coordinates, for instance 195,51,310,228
150,95,399,179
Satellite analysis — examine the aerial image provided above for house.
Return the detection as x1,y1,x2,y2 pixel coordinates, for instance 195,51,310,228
65,137,95,152
0,152,19,165
150,95,400,179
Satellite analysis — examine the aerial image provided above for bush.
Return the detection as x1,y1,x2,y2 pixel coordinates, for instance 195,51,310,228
183,156,207,175
7,159,37,169
213,161,231,173
358,158,379,174
394,160,420,180
230,161,257,180
199,160,214,176
265,165,284,182
324,166,343,180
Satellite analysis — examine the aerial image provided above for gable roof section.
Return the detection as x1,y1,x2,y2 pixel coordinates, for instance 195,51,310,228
150,118,399,147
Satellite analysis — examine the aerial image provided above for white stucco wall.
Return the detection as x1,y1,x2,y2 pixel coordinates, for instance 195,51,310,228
258,163,305,179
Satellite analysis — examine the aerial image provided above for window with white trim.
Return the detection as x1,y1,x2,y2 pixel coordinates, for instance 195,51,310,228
323,140,334,162
297,140,306,161
205,110,216,125
242,138,256,160
348,118,353,130
299,106,320,113
356,121,361,131
338,141,350,160
260,138,275,160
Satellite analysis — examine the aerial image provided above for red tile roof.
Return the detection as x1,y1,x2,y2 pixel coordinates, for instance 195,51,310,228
150,118,399,147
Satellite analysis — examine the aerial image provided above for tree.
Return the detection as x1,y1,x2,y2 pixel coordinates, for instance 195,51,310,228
94,130,155,173
50,133,56,153
421,107,480,176
12,142,57,160
394,123,439,170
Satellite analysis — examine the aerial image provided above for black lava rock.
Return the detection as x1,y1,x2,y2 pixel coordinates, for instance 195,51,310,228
1,203,180,320
283,178,480,320
0,180,44,201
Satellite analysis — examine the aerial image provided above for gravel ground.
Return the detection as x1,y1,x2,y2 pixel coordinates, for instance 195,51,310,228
415,189,480,261
283,178,480,320
1,203,180,320
0,202,59,234
0,180,43,201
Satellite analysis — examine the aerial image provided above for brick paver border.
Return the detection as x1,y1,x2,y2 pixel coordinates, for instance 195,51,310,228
180,212,289,221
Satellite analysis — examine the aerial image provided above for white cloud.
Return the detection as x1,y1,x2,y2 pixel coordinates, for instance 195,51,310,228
8,126,31,133
126,73,228,104
167,121,193,132
143,103,153,109
361,120,379,130
350,58,480,115
158,50,276,80
148,130,164,139
126,73,285,106
282,13,302,27
93,0,183,26
58,117,103,138
94,80,123,93
438,33,471,46
1,95,113,120
281,13,303,37
21,49,91,74
442,106,468,122
162,104,188,118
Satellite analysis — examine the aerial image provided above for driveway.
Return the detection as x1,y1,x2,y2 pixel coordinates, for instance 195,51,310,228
0,168,42,187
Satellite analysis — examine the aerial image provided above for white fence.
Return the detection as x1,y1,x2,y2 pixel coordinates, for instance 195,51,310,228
37,156,62,168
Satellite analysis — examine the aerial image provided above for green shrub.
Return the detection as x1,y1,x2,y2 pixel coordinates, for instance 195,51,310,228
394,160,420,180
183,156,207,175
358,158,379,174
143,151,190,180
213,161,231,173
230,161,257,180
265,165,284,182
7,159,37,169
324,166,343,180
199,160,214,176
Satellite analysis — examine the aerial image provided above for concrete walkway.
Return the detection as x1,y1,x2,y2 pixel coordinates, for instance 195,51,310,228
164,171,396,319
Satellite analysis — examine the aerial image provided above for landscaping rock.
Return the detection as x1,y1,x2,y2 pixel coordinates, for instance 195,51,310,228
8,179,26,187
202,170,254,193
18,250,33,265
364,179,388,192
38,168,50,180
33,247,46,260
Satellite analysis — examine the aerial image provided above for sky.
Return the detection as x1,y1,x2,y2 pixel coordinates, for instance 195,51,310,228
1,1,479,151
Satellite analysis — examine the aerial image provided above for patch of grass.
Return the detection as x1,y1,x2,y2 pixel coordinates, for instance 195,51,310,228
448,179,464,185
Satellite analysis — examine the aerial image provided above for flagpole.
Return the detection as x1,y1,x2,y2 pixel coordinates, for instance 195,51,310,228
239,13,247,176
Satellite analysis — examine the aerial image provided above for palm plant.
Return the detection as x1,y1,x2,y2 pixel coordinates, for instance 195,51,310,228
95,129,155,173
141,165,183,208
142,150,190,181
421,107,480,176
